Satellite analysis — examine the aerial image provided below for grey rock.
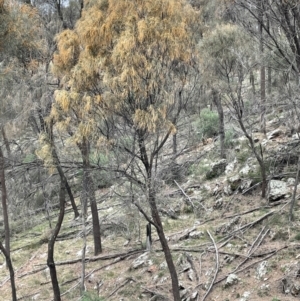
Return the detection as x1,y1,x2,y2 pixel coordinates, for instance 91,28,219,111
268,180,290,202
189,230,204,239
239,291,251,301
227,174,241,191
206,159,227,179
256,261,268,279
132,252,149,269
225,273,239,287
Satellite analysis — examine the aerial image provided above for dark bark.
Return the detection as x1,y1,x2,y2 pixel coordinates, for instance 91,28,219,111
0,140,15,300
237,118,267,198
51,147,79,218
258,0,266,135
1,127,10,156
79,0,84,18
137,130,180,301
148,189,181,301
79,138,102,255
0,146,10,257
47,178,66,301
212,89,226,159
289,155,300,222
0,242,17,301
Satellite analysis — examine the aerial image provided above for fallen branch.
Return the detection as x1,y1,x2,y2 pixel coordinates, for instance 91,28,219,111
202,230,219,301
35,249,144,267
174,180,195,210
219,211,274,244
107,277,134,298
214,245,288,285
18,266,48,279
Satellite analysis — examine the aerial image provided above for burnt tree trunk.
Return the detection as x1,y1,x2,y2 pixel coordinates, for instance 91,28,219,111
137,130,180,301
80,138,102,255
0,146,10,257
148,188,181,301
51,146,79,218
0,147,16,301
258,0,266,134
0,242,17,301
47,178,66,301
212,89,226,159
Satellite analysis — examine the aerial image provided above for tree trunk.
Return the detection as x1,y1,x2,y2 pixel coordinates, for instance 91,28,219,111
0,242,17,301
51,146,79,218
1,126,10,156
0,143,16,300
0,146,10,257
148,189,181,301
212,89,226,159
80,138,102,255
237,119,267,198
258,0,266,134
289,155,300,221
47,178,66,301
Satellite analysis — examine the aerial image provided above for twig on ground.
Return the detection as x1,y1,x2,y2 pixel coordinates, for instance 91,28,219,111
185,252,199,282
174,180,198,210
35,249,143,267
18,266,47,279
107,277,134,298
247,226,266,255
202,230,219,301
214,245,288,285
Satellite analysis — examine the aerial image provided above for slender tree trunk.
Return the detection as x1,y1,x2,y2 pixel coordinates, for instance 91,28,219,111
172,133,177,157
258,0,266,134
212,89,226,159
80,138,102,255
47,178,66,301
250,69,256,96
148,188,180,301
52,147,79,218
0,145,16,301
1,127,10,156
290,155,300,221
237,119,267,198
0,146,10,257
49,122,79,218
80,200,87,295
0,242,17,301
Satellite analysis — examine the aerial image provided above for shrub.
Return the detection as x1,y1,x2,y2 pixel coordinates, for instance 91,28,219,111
195,108,219,139
224,128,236,148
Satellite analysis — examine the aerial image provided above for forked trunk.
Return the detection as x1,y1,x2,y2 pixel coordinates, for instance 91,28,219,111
47,178,66,301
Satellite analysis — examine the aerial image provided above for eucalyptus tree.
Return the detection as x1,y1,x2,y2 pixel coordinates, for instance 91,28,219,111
200,23,269,198
50,0,199,299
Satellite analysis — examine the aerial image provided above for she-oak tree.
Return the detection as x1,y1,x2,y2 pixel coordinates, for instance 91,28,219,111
50,0,199,299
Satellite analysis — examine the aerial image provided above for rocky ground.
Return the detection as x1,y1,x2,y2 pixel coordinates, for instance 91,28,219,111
1,115,300,301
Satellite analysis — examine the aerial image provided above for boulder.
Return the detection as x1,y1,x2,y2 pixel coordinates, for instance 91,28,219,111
256,261,268,279
225,273,239,287
132,252,150,269
227,174,241,191
268,180,290,202
206,159,227,179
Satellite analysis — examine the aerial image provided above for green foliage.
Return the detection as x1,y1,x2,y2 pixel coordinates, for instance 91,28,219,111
293,233,300,241
236,149,250,164
22,153,36,163
224,128,236,148
82,292,105,301
195,108,219,139
188,162,210,177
